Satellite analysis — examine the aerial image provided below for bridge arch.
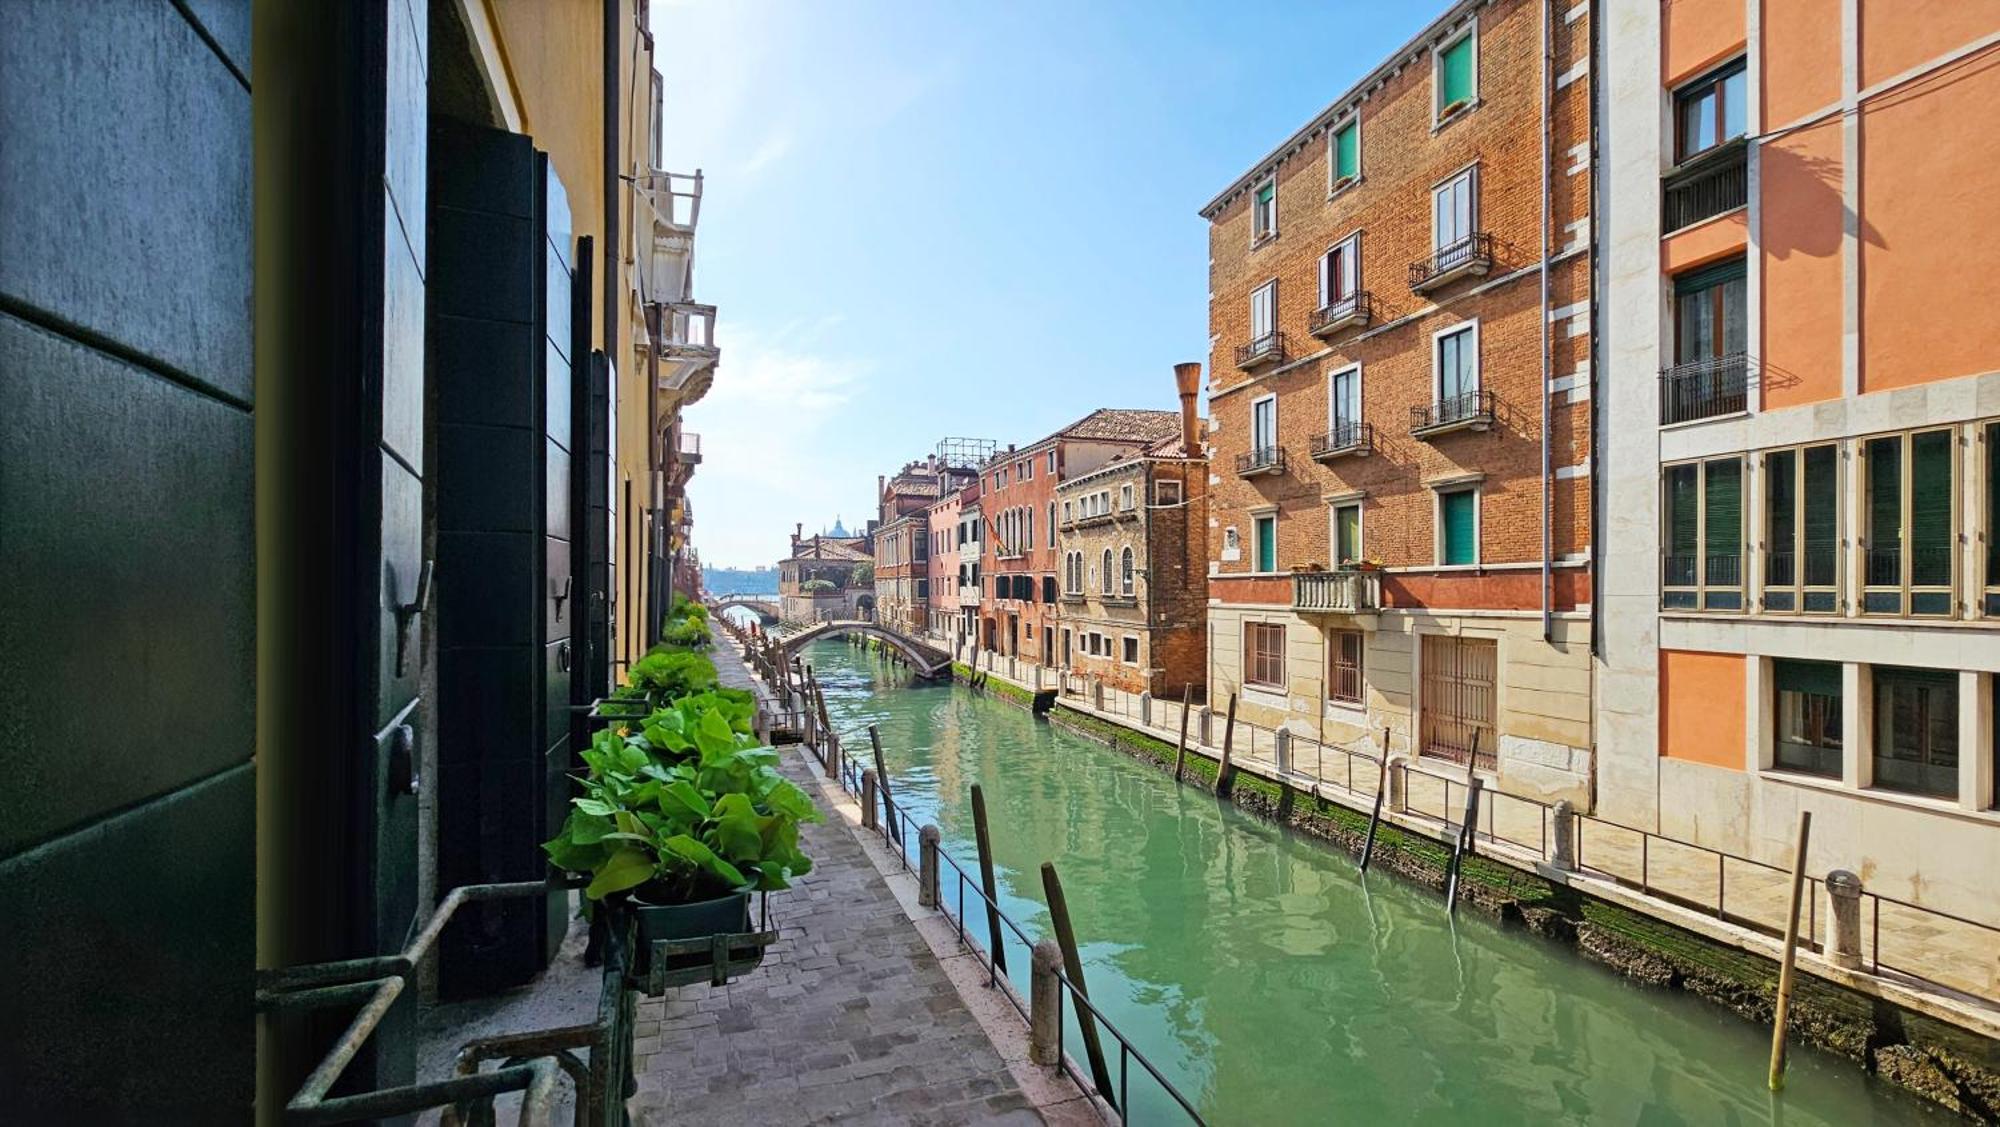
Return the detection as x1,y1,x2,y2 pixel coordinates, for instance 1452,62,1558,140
778,619,952,679
710,596,779,623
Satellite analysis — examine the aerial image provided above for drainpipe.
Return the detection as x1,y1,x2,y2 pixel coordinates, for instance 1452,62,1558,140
1540,0,1554,643
1587,0,1604,662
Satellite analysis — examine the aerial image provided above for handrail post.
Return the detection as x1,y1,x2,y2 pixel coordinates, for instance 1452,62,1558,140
1826,869,1863,969
918,825,941,909
1029,939,1063,1067
1551,799,1577,871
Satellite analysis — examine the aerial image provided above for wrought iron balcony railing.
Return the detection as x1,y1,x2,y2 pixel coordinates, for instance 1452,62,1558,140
1235,331,1286,370
1410,389,1496,438
1409,233,1494,292
1659,353,1748,424
1292,570,1381,616
1235,445,1286,477
1310,420,1373,461
1663,140,1746,233
1308,292,1373,338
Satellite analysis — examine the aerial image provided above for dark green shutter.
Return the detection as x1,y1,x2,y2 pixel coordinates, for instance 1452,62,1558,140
1667,464,1699,557
1803,445,1838,584
1441,491,1475,565
1441,37,1473,108
1867,436,1902,575
1703,458,1742,581
1766,449,1796,584
1776,658,1842,698
1334,124,1358,181
1910,430,1953,586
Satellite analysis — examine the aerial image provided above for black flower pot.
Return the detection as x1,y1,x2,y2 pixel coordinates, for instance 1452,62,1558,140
627,889,754,978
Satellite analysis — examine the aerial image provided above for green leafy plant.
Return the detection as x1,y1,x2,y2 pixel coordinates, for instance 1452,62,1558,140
545,696,821,903
661,612,712,650
623,650,719,710
800,578,834,593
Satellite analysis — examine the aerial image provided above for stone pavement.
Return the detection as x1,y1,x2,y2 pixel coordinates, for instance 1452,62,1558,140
622,650,1048,1125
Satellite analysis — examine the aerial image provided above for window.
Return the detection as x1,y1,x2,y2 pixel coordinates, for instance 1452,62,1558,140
1873,667,1959,798
1252,178,1277,241
1245,622,1286,689
916,578,929,599
1254,514,1278,572
1023,459,1033,480
1661,458,1742,609
649,71,665,167
1674,58,1746,164
1101,549,1114,594
1333,502,1362,567
1048,450,1057,474
1329,630,1364,705
1251,395,1277,459
1320,234,1359,310
1119,484,1135,511
1774,659,1842,778
1062,500,1073,523
1763,445,1839,613
1156,478,1183,506
1251,280,1276,341
1863,429,1956,616
1025,507,1033,549
1043,575,1057,602
1438,489,1477,566
1674,259,1746,364
1433,168,1476,254
1122,635,1140,664
1121,547,1135,595
1435,27,1476,119
1330,119,1359,187
1420,634,1496,768
1435,325,1477,404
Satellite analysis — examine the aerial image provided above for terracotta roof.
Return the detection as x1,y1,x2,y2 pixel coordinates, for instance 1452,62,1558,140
785,537,871,563
1057,408,1181,443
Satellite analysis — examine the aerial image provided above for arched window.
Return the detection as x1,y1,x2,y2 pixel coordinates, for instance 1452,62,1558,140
1101,549,1114,594
1121,547,1135,595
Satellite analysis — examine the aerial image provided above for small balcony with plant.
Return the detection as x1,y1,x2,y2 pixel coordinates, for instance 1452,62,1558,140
1310,420,1373,463
1410,389,1496,439
1235,331,1286,371
1409,233,1493,293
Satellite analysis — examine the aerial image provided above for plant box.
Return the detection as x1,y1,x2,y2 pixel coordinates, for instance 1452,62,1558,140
628,890,756,977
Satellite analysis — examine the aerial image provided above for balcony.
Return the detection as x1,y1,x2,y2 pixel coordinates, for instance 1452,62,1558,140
1663,140,1746,234
1234,445,1286,478
1308,292,1373,338
652,300,719,407
674,431,702,466
1409,233,1494,293
1410,389,1496,439
1235,331,1287,370
1310,420,1373,462
1292,570,1381,621
633,169,702,306
1659,353,1748,424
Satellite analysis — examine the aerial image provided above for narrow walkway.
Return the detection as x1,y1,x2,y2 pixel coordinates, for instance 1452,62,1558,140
626,650,1042,1125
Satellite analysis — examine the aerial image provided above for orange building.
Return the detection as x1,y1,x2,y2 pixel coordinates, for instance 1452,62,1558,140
1596,0,2000,925
1199,0,1594,804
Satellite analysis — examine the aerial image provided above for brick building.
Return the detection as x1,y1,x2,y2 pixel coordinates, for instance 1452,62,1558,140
1596,1,2000,924
1200,0,1594,804
778,522,873,624
979,410,1182,666
1055,365,1210,696
926,487,964,642
874,451,985,636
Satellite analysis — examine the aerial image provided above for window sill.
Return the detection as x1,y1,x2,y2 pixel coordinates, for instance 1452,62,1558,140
1431,97,1483,135
1251,231,1279,251
1327,175,1364,203
1323,699,1367,723
1759,769,2000,827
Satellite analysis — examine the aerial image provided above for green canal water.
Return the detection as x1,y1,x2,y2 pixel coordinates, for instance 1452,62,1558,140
784,633,1937,1125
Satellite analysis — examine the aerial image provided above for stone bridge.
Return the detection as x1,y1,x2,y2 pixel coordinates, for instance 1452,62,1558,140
709,595,780,623
778,619,953,679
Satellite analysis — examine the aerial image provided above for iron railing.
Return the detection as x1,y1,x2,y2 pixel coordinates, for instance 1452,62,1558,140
1234,331,1286,369
1292,570,1380,614
1234,445,1286,476
1410,389,1496,435
1659,353,1749,423
1308,292,1373,336
1310,419,1373,460
1663,140,1747,232
1409,232,1494,291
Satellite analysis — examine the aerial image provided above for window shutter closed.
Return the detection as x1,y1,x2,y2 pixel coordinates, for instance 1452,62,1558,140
1704,459,1742,572
1334,124,1358,181
1803,445,1838,580
1442,38,1474,107
1910,431,1953,586
1441,491,1475,565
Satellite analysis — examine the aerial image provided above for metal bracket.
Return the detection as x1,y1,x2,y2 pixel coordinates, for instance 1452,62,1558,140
393,560,435,677
551,575,572,620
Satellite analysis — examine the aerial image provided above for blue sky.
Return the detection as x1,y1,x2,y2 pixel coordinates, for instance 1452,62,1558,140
654,0,1439,568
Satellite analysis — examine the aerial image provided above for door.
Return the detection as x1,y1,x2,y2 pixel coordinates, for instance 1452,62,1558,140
1252,397,1276,459
1250,280,1275,341
1434,170,1473,252
1330,367,1360,436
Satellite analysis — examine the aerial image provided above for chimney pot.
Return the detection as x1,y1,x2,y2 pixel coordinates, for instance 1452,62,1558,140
1174,362,1203,455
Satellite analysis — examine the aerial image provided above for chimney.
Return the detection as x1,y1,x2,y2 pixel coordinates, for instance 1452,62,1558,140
1174,362,1203,455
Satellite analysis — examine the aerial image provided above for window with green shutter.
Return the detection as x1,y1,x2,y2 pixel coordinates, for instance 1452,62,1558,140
1334,503,1362,566
1254,515,1278,572
1332,121,1358,184
1765,444,1840,613
1253,180,1277,240
1863,427,1957,616
1439,490,1475,566
1438,33,1475,116
1702,457,1742,609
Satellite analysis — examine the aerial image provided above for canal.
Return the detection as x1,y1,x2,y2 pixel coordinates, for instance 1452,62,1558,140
781,632,1936,1124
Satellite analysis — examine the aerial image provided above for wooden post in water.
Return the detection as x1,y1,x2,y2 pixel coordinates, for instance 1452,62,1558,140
1215,692,1239,798
803,664,820,746
1041,862,1115,1108
814,678,838,779
969,785,1007,974
1359,728,1392,872
1444,777,1484,914
868,725,899,844
1769,809,1813,1092
1172,683,1192,783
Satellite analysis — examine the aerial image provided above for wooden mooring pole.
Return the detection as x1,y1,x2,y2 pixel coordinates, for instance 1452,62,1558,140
1359,728,1392,873
1041,862,1115,1109
1769,809,1813,1091
868,725,898,844
969,785,1007,973
1444,776,1484,914
1172,683,1192,784
1215,692,1239,798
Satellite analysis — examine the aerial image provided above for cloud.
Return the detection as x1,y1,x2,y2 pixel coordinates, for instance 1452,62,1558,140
738,129,794,179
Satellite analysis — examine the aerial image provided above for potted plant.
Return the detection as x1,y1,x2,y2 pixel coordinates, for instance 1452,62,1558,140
545,694,820,974
1341,555,1384,572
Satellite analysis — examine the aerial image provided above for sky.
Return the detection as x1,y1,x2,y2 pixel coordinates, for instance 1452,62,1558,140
652,0,1440,569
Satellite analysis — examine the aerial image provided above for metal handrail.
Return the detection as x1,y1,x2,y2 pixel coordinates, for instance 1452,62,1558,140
1310,420,1372,458
1234,445,1286,476
1234,331,1286,368
1308,291,1373,335
1408,232,1494,290
1410,389,1496,433
1659,353,1749,424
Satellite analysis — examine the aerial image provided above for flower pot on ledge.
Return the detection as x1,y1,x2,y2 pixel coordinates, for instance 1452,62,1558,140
626,887,756,979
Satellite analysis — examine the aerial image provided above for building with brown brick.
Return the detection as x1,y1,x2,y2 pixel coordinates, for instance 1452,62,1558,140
926,487,965,643
978,409,1183,667
1055,365,1210,696
1199,0,1594,805
778,521,873,624
874,446,988,637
